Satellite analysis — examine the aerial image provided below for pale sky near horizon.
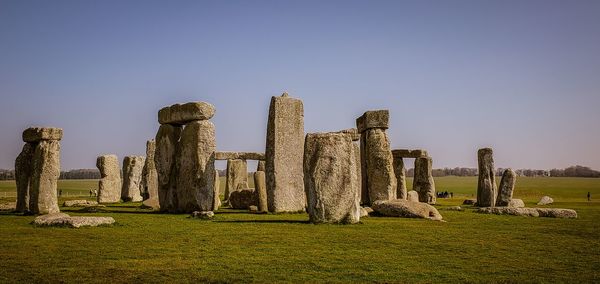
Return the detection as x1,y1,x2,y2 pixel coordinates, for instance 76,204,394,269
1,0,599,171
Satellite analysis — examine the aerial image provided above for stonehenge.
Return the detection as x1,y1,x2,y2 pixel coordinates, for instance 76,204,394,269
15,127,62,214
413,156,436,204
121,156,145,202
141,140,159,202
155,124,181,211
96,155,122,203
372,199,443,221
496,168,516,206
215,151,265,161
391,149,431,202
213,169,221,211
224,159,248,201
477,148,497,207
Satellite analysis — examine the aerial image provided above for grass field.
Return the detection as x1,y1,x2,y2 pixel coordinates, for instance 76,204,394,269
0,177,599,283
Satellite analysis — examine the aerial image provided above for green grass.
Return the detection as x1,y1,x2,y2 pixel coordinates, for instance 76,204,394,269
1,177,599,283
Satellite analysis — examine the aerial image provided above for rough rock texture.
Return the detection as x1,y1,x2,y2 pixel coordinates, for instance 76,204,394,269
477,148,497,207
229,189,256,210
334,128,360,141
215,152,265,161
353,141,361,202
29,140,61,215
372,199,443,221
304,133,360,224
96,155,122,203
537,196,554,205
141,198,160,210
356,110,389,133
265,93,305,212
225,159,248,201
463,199,477,205
213,169,221,211
477,207,577,218
22,127,63,143
141,140,159,202
391,149,429,159
63,200,99,207
413,157,436,204
15,143,35,213
121,156,145,202
176,120,216,212
407,190,419,202
158,102,216,125
393,156,407,200
496,168,516,206
155,124,182,212
0,202,16,211
257,161,266,172
362,128,397,204
32,213,115,228
508,199,525,208
254,171,268,212
191,211,215,220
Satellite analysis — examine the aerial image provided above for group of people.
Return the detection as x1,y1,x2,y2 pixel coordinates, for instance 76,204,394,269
437,191,453,199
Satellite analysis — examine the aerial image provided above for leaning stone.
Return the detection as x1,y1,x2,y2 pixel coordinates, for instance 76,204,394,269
508,199,525,208
537,196,554,205
191,211,215,220
215,152,266,161
393,156,407,200
372,199,443,221
265,93,305,213
477,207,576,218
225,159,248,201
15,143,35,213
254,171,268,212
477,148,497,207
229,189,256,210
63,200,99,207
407,190,420,202
391,149,429,159
96,155,122,203
121,156,145,202
141,140,159,202
22,127,63,142
413,157,436,204
496,168,516,206
31,213,115,228
155,124,182,212
158,102,216,125
304,132,360,224
356,110,389,133
363,128,397,204
29,140,60,215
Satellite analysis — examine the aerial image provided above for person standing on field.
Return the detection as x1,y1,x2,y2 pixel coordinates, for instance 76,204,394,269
588,192,591,201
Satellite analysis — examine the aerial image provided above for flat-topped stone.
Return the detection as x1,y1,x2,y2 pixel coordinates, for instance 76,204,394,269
477,207,577,218
356,110,389,133
31,213,115,228
63,200,99,207
158,102,215,125
391,149,429,158
23,127,63,142
334,128,360,141
215,151,265,161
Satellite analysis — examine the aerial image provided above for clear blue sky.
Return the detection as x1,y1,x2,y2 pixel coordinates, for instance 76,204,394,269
1,0,599,170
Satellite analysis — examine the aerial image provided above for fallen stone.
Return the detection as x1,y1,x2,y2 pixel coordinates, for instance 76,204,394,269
477,148,497,207
391,149,429,159
32,213,115,228
215,151,265,161
155,124,182,212
158,102,215,125
191,211,215,220
229,189,256,210
508,198,525,208
356,110,389,133
0,202,16,211
63,200,99,207
15,143,35,213
477,207,576,218
22,127,63,142
537,196,554,205
360,207,373,217
141,198,160,210
249,205,258,212
121,156,145,202
225,159,248,201
496,168,516,206
413,156,436,204
407,190,419,202
29,140,61,215
462,199,477,205
96,155,122,203
372,199,443,221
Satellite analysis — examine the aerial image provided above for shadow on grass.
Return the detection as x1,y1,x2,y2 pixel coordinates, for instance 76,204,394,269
213,219,310,224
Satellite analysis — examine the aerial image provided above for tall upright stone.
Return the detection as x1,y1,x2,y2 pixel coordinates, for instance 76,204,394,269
254,171,268,212
413,156,436,204
96,155,122,203
477,148,497,207
225,159,248,201
393,156,407,200
304,132,360,224
265,92,305,212
213,169,221,211
15,143,35,212
155,124,182,212
141,140,158,201
29,140,61,215
357,110,396,205
496,168,516,207
257,160,266,172
121,156,145,202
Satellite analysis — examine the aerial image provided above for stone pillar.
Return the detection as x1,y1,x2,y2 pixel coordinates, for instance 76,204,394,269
413,156,436,204
304,132,360,224
96,155,122,203
224,159,248,201
121,156,145,202
254,171,268,212
393,156,407,200
257,160,266,172
155,124,181,212
15,143,34,213
141,140,158,202
496,168,516,206
356,110,396,205
265,92,305,212
213,169,221,211
477,148,497,207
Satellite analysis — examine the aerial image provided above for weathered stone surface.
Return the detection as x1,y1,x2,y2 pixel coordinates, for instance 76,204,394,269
477,148,497,207
496,168,516,206
363,128,397,204
155,124,182,212
141,198,160,210
22,127,63,142
177,120,216,212
462,199,477,205
96,155,122,203
29,140,60,215
508,198,525,208
414,157,436,204
213,169,221,211
265,93,305,212
141,140,159,203
537,196,554,205
158,102,215,125
249,205,258,212
334,128,360,141
360,207,370,217
304,132,360,224
32,213,115,228
353,141,361,203
372,199,443,221
215,152,265,161
229,189,256,209
15,143,35,212
407,190,419,202
225,159,248,201
360,134,369,205
63,200,99,207
391,149,429,159
356,110,389,133
191,211,215,220
0,202,16,211
477,207,577,218
121,156,145,202
393,156,407,200
254,171,268,212
257,161,266,172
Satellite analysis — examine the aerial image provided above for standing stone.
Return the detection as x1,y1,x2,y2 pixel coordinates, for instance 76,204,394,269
265,92,305,212
15,143,35,212
359,134,369,204
477,148,497,207
213,169,221,211
29,140,61,215
121,156,145,202
155,124,182,212
304,132,360,224
254,171,268,212
414,157,436,204
96,155,122,203
363,128,397,204
176,120,216,212
496,168,516,207
393,156,407,200
257,160,266,172
141,140,159,202
407,190,419,202
224,159,248,201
